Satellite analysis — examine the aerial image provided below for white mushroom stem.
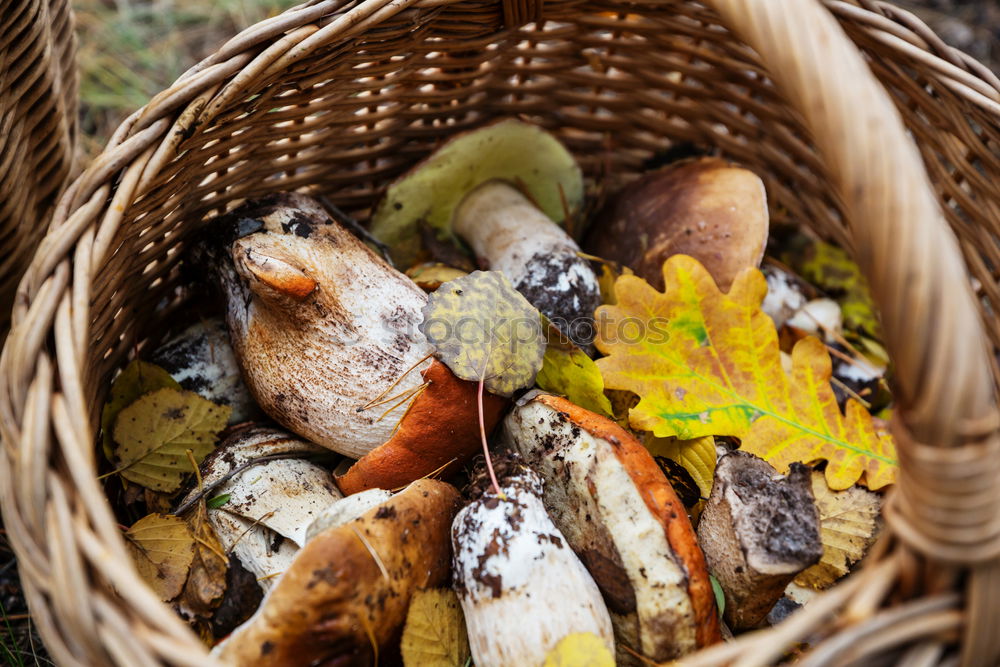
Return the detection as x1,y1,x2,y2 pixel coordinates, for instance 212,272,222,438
452,467,614,667
179,426,342,593
453,180,601,347
696,452,822,629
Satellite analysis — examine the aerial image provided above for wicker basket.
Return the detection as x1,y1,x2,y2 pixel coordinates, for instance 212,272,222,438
0,0,78,331
2,0,999,664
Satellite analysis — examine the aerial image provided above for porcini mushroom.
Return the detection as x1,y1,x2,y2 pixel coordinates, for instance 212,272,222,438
502,392,721,663
369,120,602,347
585,157,769,291
452,459,614,666
206,193,505,493
213,479,460,666
178,425,340,593
150,317,260,424
696,451,822,629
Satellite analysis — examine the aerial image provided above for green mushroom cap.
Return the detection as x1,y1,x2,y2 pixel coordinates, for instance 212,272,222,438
369,119,584,268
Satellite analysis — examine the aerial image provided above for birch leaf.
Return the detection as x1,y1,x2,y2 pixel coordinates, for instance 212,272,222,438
595,255,896,490
795,471,882,589
401,588,470,667
125,513,196,601
537,319,613,418
101,360,180,460
543,633,614,667
420,271,545,397
112,388,231,492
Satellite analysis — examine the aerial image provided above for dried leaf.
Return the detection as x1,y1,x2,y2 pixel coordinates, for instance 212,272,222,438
176,503,228,618
782,237,882,339
125,513,196,601
595,255,896,490
795,471,882,589
101,360,180,460
536,320,613,418
646,435,716,499
401,588,470,667
596,262,632,306
420,271,545,397
406,263,468,292
112,388,231,492
543,632,614,667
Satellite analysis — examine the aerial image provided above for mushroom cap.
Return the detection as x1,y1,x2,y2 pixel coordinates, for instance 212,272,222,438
503,392,721,661
214,479,460,666
336,358,508,495
369,119,584,268
585,157,768,291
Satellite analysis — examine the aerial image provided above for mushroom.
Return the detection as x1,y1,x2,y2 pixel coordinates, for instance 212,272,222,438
452,459,614,666
213,479,460,666
205,193,506,493
585,157,769,292
178,425,340,593
150,317,261,424
696,451,822,630
369,120,602,348
502,392,721,663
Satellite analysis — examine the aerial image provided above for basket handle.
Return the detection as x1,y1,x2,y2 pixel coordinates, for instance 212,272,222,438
703,0,1000,660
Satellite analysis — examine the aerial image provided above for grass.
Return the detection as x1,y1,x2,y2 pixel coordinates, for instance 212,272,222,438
75,0,299,154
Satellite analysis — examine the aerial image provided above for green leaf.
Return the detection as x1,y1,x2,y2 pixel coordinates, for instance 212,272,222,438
536,319,613,418
420,271,546,397
112,388,231,492
710,575,725,618
206,494,231,509
101,360,180,461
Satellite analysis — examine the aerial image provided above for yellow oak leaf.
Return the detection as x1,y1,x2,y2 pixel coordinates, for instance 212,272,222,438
401,588,470,667
595,255,896,490
543,632,614,667
796,471,882,589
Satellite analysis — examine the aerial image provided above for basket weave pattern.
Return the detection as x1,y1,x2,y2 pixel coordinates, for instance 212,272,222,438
0,0,78,328
1,0,999,664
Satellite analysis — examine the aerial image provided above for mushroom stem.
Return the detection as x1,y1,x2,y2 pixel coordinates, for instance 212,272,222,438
696,452,823,630
452,463,614,666
453,180,601,349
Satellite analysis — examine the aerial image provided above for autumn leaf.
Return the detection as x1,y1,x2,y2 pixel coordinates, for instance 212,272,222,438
796,471,882,589
401,588,470,667
420,271,545,397
543,632,614,667
646,435,716,499
101,360,180,460
782,236,882,339
112,388,231,492
536,319,613,418
176,503,229,619
125,513,196,601
595,255,896,490
406,263,468,292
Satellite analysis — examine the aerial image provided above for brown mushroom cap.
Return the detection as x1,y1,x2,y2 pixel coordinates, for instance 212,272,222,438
585,157,768,291
213,479,460,666
336,359,508,495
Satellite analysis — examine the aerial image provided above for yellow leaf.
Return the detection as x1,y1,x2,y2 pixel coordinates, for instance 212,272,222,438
543,632,614,667
406,263,468,292
596,262,632,306
420,271,545,397
101,360,180,461
645,435,716,499
796,471,882,589
401,588,470,667
595,255,896,490
537,319,613,418
125,513,196,601
112,388,232,492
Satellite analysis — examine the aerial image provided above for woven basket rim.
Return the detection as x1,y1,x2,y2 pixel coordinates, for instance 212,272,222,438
3,0,1000,665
